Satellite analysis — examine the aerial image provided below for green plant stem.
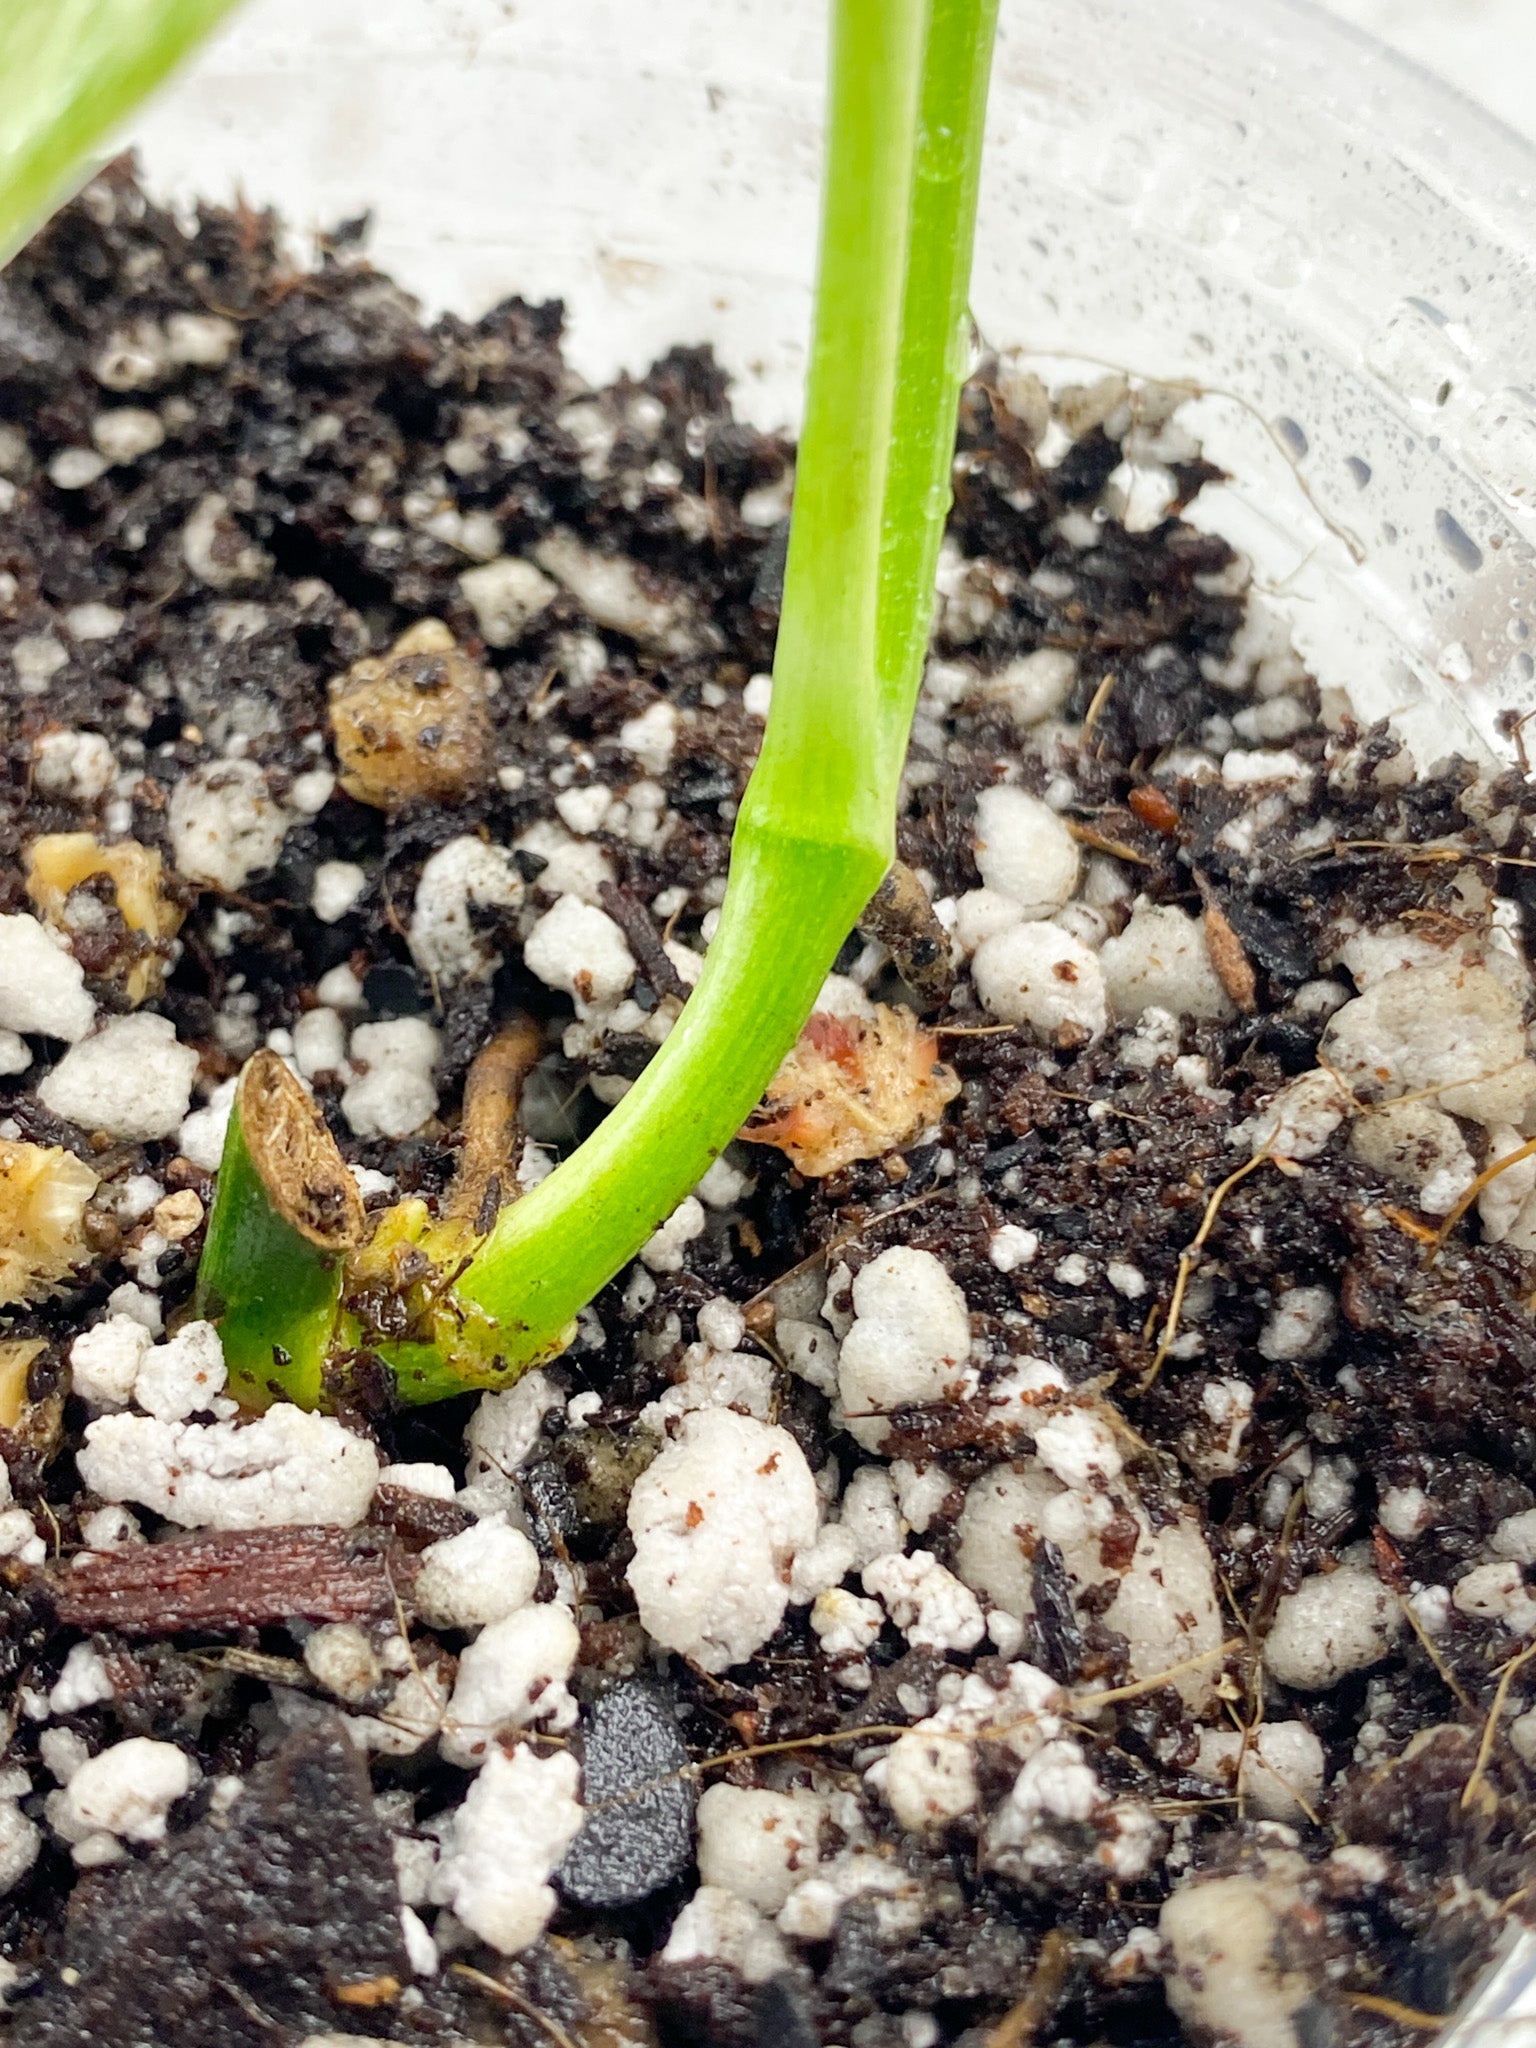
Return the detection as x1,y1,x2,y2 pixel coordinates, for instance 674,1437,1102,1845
195,1106,344,1411
876,0,999,785
0,0,240,265
446,0,999,1381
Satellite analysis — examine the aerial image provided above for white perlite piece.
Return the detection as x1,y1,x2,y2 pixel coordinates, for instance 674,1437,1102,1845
63,1738,196,1844
441,1602,580,1767
457,557,558,647
168,758,290,891
463,1372,563,1503
1492,1509,1536,1566
293,1008,348,1080
1264,1568,1401,1690
50,1643,115,1715
662,1886,792,1985
524,895,636,1014
70,1315,154,1407
1100,903,1234,1022
838,1466,904,1567
696,1785,824,1915
0,1800,39,1896
92,406,164,464
951,888,1024,955
532,527,701,655
0,914,95,1041
311,860,367,924
413,1515,541,1632
1236,1069,1353,1162
810,1587,884,1662
1321,959,1536,1129
972,787,1079,917
954,1462,1223,1710
639,1195,707,1275
1257,1286,1336,1364
1479,1126,1536,1244
971,922,1106,1044
862,1550,985,1655
878,1661,1065,1833
1194,1722,1326,1824
1452,1561,1536,1631
178,1076,238,1173
78,1404,379,1529
988,1224,1039,1273
626,1408,819,1673
303,1624,382,1704
618,699,678,775
33,730,116,801
1348,1099,1476,1214
127,1320,226,1422
341,1018,440,1140
39,1014,199,1141
979,648,1077,729
428,1746,583,1953
181,493,271,587
408,837,524,985
11,633,68,694
837,1247,972,1451
1161,1869,1313,2048
638,1345,774,1432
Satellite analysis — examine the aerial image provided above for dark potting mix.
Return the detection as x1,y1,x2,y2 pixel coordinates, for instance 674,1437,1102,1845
1,162,1536,2047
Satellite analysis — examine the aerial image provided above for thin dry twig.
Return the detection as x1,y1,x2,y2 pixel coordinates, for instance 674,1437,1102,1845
449,1963,582,2048
1344,1992,1446,2030
1461,1636,1536,1813
1139,1152,1274,1389
1428,1133,1536,1264
1066,819,1154,867
1080,670,1118,746
985,1928,1075,2047
687,1642,1238,1779
1397,1594,1476,1717
740,1188,947,1311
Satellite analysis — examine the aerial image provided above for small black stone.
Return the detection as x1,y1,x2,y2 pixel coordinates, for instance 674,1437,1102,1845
557,1679,696,1908
361,959,430,1016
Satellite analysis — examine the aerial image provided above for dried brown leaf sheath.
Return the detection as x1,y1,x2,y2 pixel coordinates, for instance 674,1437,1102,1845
239,1050,367,1252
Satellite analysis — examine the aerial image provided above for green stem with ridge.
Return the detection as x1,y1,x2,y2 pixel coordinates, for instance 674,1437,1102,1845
440,0,1000,1384
195,0,1000,1404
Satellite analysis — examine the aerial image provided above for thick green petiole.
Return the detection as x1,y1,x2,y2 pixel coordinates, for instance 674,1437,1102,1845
443,0,1000,1381
0,0,241,266
186,0,999,1405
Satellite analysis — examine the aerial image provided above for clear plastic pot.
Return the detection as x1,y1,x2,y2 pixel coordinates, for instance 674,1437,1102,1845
131,0,1536,770
124,1,1536,2029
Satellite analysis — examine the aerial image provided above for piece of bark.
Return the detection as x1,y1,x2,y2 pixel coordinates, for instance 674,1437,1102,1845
49,1525,414,1635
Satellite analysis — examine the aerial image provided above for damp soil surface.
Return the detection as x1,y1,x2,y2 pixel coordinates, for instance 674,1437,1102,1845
2,163,1536,2048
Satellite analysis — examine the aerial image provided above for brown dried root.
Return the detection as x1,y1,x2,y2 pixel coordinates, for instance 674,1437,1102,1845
443,1016,544,1230
329,620,494,810
742,1004,961,1177
25,832,185,1002
0,1141,100,1306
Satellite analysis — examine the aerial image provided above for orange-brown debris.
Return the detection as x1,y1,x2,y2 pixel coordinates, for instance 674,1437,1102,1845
742,1004,961,1177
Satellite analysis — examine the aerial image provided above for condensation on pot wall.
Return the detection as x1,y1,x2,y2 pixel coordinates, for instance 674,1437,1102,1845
125,0,1536,767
